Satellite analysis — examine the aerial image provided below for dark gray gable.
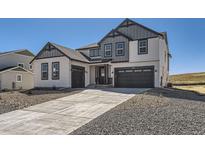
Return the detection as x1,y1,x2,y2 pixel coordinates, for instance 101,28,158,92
98,29,133,44
116,19,161,40
35,42,64,59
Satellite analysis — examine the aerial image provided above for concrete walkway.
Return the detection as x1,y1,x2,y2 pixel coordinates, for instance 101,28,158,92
0,88,148,135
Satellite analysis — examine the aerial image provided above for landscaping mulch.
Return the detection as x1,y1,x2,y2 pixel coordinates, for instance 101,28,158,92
71,88,205,135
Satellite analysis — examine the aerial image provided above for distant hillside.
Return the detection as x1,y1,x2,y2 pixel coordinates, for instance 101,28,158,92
170,72,205,85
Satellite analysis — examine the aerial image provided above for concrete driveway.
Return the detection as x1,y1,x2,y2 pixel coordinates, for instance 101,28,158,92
0,88,148,135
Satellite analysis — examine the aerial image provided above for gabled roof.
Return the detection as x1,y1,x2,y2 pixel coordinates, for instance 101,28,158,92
30,42,89,64
116,18,163,37
0,66,16,72
98,29,133,44
51,43,89,63
0,66,33,74
77,43,99,50
0,49,34,57
79,18,164,49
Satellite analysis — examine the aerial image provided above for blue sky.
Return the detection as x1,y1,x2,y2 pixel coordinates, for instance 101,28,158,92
0,18,204,75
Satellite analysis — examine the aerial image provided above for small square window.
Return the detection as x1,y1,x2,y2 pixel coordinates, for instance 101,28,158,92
16,74,22,82
18,63,24,68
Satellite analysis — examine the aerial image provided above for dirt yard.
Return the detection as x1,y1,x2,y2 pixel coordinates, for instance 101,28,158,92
0,89,82,114
174,85,205,95
170,72,205,85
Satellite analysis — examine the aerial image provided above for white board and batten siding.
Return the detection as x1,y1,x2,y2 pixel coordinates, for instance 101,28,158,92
33,57,90,88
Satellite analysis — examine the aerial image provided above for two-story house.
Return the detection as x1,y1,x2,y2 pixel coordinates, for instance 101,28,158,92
31,19,169,88
0,49,34,90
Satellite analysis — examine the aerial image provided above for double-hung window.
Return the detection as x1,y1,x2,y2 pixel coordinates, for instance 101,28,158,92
41,63,48,80
104,44,112,57
138,39,148,54
116,42,125,56
52,62,60,80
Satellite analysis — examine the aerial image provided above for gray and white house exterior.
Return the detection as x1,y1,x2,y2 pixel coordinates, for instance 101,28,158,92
31,19,170,88
0,49,34,90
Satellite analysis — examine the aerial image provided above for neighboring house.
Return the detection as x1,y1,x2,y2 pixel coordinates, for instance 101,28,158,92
0,49,34,90
31,18,170,88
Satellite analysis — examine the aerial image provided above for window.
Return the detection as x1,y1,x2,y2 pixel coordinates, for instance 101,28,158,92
89,48,100,57
116,42,125,56
16,74,22,82
138,39,148,54
52,62,60,80
41,63,48,80
18,63,24,68
29,64,32,70
104,44,112,57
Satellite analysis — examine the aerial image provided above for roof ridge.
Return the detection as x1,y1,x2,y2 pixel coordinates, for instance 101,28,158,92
49,42,75,51
116,18,162,36
0,49,27,54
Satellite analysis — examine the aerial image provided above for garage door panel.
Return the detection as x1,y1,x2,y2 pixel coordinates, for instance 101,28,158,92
115,66,154,88
71,65,85,88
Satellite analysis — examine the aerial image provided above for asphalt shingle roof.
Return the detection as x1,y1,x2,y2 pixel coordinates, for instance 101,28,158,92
50,43,89,63
0,49,34,57
77,43,99,50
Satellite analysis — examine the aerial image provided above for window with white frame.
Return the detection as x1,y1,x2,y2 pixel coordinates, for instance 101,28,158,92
16,74,22,82
52,62,60,80
116,42,125,56
138,39,148,54
18,63,24,68
104,44,112,57
41,63,48,80
29,64,32,70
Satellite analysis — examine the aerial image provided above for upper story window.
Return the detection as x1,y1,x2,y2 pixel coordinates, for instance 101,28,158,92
104,44,112,57
29,64,32,70
52,62,60,80
115,42,125,56
18,63,24,68
89,48,100,57
138,39,148,55
41,63,48,80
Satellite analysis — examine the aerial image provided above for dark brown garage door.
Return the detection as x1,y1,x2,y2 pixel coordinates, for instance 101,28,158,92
71,65,85,88
115,66,154,88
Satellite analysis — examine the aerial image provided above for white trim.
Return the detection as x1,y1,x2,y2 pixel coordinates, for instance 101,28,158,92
0,66,34,74
29,64,32,70
16,74,22,82
104,44,112,56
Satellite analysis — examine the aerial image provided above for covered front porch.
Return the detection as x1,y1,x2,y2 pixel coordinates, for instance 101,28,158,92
90,64,113,85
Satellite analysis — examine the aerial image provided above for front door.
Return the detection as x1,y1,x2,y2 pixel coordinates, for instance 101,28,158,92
99,66,105,84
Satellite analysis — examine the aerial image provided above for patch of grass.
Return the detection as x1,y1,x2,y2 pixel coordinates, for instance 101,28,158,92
170,72,205,85
174,85,205,95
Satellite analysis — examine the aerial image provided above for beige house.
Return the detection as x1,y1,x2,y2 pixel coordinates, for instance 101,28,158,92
31,19,170,88
0,49,34,90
